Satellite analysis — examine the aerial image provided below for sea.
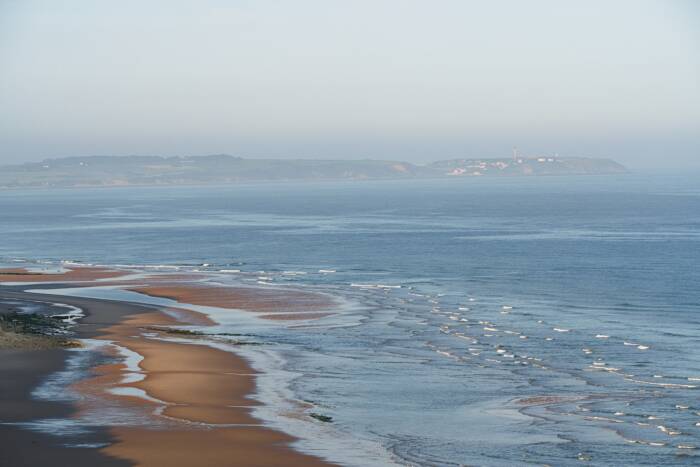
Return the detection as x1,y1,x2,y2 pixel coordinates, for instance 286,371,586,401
1,172,699,466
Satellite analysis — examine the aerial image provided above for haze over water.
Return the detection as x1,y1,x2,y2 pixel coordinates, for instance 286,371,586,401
1,0,699,168
1,173,699,465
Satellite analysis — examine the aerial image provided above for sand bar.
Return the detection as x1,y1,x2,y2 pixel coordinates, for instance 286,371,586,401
0,274,335,466
0,266,127,283
129,283,336,320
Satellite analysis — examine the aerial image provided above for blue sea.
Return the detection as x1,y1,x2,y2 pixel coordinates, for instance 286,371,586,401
1,173,699,466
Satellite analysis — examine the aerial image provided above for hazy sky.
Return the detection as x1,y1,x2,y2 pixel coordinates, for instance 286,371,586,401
1,0,698,168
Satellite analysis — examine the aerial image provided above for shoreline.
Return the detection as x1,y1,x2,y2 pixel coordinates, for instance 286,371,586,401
0,287,149,467
0,268,337,466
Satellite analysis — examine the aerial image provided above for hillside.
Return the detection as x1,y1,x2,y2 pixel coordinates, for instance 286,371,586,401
0,155,627,188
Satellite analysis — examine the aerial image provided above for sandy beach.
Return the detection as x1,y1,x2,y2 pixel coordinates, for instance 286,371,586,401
0,289,147,467
0,266,128,283
128,283,336,320
0,269,336,466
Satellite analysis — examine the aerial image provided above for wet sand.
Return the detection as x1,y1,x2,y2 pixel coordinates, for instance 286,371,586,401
0,266,127,283
0,347,132,467
97,311,332,466
0,278,335,466
106,427,332,467
129,283,335,320
0,290,146,467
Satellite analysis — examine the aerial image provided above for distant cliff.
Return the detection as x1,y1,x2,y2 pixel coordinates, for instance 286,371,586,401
0,154,627,188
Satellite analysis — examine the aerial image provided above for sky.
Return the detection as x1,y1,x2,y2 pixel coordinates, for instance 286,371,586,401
1,0,698,168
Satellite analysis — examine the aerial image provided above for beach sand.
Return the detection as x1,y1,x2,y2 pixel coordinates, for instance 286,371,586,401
0,266,127,283
0,275,336,466
99,313,333,466
0,290,145,467
129,283,335,320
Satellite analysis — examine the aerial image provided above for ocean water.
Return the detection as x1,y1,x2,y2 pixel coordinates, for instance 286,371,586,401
1,173,699,466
